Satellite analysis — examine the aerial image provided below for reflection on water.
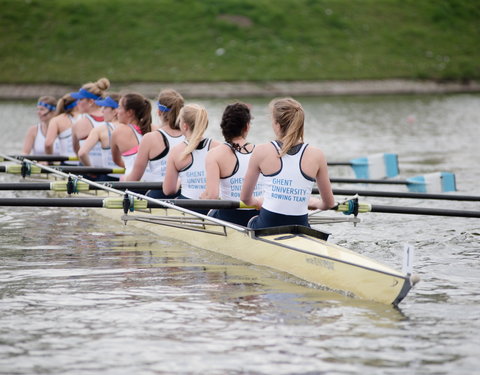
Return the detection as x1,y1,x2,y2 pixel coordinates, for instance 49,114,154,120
1,94,480,374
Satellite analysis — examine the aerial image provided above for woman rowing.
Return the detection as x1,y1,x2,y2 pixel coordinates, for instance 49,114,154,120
77,93,122,180
22,96,59,156
162,104,220,213
45,93,79,165
123,89,185,198
200,102,262,226
71,77,110,166
240,97,336,228
111,93,153,176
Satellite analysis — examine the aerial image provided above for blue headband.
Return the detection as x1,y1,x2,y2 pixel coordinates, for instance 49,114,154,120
70,88,101,100
95,96,119,109
37,101,56,111
65,100,77,110
157,103,170,112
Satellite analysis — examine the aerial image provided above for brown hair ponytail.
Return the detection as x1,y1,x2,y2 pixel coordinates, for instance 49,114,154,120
122,93,152,135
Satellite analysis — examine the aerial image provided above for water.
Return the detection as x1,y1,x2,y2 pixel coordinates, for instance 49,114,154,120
1,94,479,374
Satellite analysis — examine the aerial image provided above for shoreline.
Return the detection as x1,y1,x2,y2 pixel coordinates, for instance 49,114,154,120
1,79,479,100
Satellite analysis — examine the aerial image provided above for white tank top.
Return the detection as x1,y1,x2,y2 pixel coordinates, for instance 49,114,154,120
122,124,143,177
83,114,105,167
179,138,212,199
143,129,185,182
32,123,59,155
219,144,263,201
261,142,315,216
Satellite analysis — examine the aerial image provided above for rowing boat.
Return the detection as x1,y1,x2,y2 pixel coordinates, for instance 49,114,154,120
1,154,419,305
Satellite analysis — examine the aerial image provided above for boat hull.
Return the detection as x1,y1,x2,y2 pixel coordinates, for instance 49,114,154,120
92,205,413,305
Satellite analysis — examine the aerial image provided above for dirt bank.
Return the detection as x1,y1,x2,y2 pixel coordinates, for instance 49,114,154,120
1,79,479,100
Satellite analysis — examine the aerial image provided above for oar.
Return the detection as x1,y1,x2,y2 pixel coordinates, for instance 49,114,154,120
335,201,480,218
0,181,164,192
0,164,125,176
1,181,477,202
330,171,456,193
328,188,480,202
328,153,399,179
0,197,251,210
1,196,478,218
0,154,79,162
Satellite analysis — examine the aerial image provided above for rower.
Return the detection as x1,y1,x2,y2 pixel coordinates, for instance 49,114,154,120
45,93,80,165
77,93,122,181
162,104,220,214
123,89,185,198
22,96,59,156
71,77,110,167
201,102,262,226
240,97,336,228
111,93,153,178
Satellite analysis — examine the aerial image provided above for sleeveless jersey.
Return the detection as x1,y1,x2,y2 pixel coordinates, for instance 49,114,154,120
32,123,59,155
82,114,105,167
178,138,212,199
121,124,143,176
143,129,185,182
261,142,315,216
219,144,263,201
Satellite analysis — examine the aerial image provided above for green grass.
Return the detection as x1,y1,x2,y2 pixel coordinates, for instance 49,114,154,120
0,0,479,84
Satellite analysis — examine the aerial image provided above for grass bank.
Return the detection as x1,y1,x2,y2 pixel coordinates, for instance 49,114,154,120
1,0,479,84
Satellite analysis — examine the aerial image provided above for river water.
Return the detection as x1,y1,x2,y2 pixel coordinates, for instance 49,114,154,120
0,94,479,374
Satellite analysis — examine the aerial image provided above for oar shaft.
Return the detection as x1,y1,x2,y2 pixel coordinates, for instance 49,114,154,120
0,182,51,190
0,165,125,175
5,154,79,162
0,198,104,207
369,204,480,218
0,197,245,209
330,178,407,185
0,181,163,191
327,188,480,201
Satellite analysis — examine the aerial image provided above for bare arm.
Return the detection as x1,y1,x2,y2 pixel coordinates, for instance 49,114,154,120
240,148,263,208
77,127,102,166
200,150,220,199
110,129,125,168
45,117,59,154
22,126,37,154
308,150,336,210
162,147,182,196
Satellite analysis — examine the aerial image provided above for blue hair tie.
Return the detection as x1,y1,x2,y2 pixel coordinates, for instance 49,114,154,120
65,100,77,110
157,103,170,112
37,101,56,112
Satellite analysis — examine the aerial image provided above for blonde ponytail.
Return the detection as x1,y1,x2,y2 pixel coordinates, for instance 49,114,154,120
270,97,304,157
180,104,209,157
